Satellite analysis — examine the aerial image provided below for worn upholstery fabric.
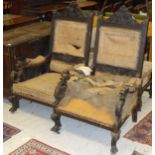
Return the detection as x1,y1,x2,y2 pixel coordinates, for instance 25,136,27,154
53,20,87,57
13,73,61,105
50,60,73,73
25,55,46,67
57,75,138,127
97,26,141,70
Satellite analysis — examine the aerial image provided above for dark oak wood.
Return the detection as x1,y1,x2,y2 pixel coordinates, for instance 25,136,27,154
3,21,51,98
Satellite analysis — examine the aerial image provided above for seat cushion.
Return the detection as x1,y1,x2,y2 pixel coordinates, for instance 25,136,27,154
56,77,137,128
13,73,61,105
57,99,115,127
142,61,152,86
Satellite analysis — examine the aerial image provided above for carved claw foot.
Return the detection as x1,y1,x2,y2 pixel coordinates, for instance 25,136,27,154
9,106,19,113
51,112,61,134
51,125,61,134
111,131,120,155
111,146,118,155
9,97,19,113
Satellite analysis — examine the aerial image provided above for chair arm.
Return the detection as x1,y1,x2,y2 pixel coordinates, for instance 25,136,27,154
11,54,51,83
125,77,142,93
127,77,142,87
25,55,47,68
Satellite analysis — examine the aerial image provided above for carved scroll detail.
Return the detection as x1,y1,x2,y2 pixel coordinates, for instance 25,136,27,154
54,1,85,18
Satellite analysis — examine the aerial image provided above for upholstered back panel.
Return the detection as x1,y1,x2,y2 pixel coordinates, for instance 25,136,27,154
97,26,141,70
93,6,148,77
53,20,87,58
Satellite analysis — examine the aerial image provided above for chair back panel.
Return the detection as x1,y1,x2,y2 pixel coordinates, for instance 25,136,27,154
53,20,87,58
50,2,93,69
93,6,148,77
97,26,141,70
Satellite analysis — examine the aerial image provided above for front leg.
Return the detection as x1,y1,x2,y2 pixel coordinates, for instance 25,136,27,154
51,71,70,133
9,96,19,113
111,129,120,155
51,111,61,134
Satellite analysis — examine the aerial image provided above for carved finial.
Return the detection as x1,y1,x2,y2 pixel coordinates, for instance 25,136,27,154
55,1,84,18
104,5,137,25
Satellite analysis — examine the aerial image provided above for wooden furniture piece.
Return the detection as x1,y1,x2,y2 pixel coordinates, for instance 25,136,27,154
22,3,68,20
22,1,97,20
9,2,93,124
3,14,39,30
52,6,148,154
11,0,66,14
3,21,51,98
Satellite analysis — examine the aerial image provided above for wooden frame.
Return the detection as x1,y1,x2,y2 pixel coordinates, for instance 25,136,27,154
52,6,149,155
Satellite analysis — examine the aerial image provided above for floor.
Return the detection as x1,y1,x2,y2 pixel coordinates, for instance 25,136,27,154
3,92,152,155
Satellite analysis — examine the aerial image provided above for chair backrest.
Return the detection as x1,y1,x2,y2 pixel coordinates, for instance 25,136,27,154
49,2,93,73
92,6,148,77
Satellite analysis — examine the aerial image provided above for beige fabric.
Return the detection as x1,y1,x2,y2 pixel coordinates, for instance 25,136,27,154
50,60,73,73
57,75,138,127
97,26,141,70
96,71,131,82
53,20,87,57
57,99,115,127
13,73,61,105
142,61,152,86
26,55,46,67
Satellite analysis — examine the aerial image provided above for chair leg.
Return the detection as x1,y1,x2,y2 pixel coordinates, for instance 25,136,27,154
132,107,138,122
111,130,120,155
51,111,61,134
9,96,19,113
137,89,142,112
149,82,152,98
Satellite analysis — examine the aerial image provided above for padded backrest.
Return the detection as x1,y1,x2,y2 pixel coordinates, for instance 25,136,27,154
53,20,87,58
93,6,148,77
49,2,93,73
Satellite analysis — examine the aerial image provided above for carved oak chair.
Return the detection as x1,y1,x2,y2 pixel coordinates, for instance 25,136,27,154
9,3,93,118
52,6,149,154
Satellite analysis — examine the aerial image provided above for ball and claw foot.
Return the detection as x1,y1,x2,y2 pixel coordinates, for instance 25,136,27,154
111,146,118,155
9,106,18,113
51,125,61,134
9,102,19,113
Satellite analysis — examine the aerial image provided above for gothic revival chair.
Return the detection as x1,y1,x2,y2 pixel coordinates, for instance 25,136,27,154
52,6,148,154
9,3,93,119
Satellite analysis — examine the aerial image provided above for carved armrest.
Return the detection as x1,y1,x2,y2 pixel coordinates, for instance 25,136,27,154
25,55,47,68
125,77,142,93
11,54,51,83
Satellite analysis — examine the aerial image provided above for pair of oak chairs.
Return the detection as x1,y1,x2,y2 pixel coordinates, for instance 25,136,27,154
9,2,151,154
